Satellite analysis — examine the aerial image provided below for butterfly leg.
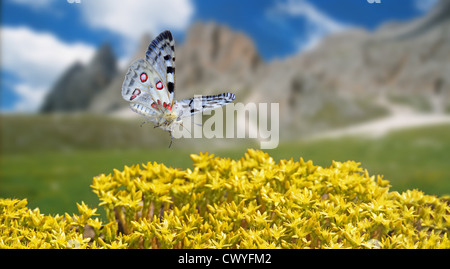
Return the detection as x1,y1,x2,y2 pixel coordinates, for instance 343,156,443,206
168,131,173,148
140,119,153,127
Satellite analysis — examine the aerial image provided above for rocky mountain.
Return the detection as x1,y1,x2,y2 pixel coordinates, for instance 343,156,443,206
40,44,117,112
175,22,262,98
42,0,450,139
243,0,450,136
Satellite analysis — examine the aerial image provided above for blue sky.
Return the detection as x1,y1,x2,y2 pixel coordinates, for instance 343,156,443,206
1,0,438,112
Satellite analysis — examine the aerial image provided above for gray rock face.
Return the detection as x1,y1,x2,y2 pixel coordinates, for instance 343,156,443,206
176,22,261,95
40,43,117,112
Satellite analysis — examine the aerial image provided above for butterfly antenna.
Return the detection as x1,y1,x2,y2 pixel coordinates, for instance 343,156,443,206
192,116,203,127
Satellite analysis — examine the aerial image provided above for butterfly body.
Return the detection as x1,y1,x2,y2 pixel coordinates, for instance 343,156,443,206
122,30,236,145
129,102,180,131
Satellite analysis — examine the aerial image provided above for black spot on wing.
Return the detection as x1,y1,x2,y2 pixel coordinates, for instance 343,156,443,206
167,82,175,94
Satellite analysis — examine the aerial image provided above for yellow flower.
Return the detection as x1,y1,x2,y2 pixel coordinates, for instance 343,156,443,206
2,149,449,249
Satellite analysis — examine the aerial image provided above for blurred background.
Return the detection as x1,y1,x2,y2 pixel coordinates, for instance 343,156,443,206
1,0,449,217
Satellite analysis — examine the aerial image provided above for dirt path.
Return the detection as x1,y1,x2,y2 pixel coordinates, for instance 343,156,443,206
309,94,450,140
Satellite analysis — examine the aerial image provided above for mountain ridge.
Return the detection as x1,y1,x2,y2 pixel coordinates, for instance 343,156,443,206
40,43,118,113
40,1,450,138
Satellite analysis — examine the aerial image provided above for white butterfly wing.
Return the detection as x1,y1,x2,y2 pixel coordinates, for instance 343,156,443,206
177,93,236,118
122,31,176,117
145,30,176,105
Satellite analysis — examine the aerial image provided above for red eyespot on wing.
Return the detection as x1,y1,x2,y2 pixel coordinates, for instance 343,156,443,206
140,73,148,82
151,103,158,109
130,88,141,101
156,81,163,90
163,102,167,108
166,104,172,111
157,100,162,106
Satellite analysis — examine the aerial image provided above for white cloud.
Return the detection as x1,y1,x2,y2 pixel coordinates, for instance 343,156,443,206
1,26,95,112
270,0,347,52
294,30,326,52
80,0,194,41
414,0,438,12
275,0,345,33
10,84,48,112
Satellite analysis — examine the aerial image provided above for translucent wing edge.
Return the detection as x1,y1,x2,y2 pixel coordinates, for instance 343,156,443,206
177,92,236,117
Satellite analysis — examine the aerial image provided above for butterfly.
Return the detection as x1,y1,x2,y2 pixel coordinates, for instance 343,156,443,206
122,30,236,147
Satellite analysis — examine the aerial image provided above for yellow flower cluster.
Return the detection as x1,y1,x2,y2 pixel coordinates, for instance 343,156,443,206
1,149,449,248
0,199,91,248
0,199,130,249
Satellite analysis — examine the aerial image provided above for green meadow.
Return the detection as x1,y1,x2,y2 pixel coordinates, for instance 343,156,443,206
1,114,450,218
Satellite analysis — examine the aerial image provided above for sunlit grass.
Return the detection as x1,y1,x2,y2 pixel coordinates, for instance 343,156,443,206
216,124,450,196
0,148,194,217
1,114,450,218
